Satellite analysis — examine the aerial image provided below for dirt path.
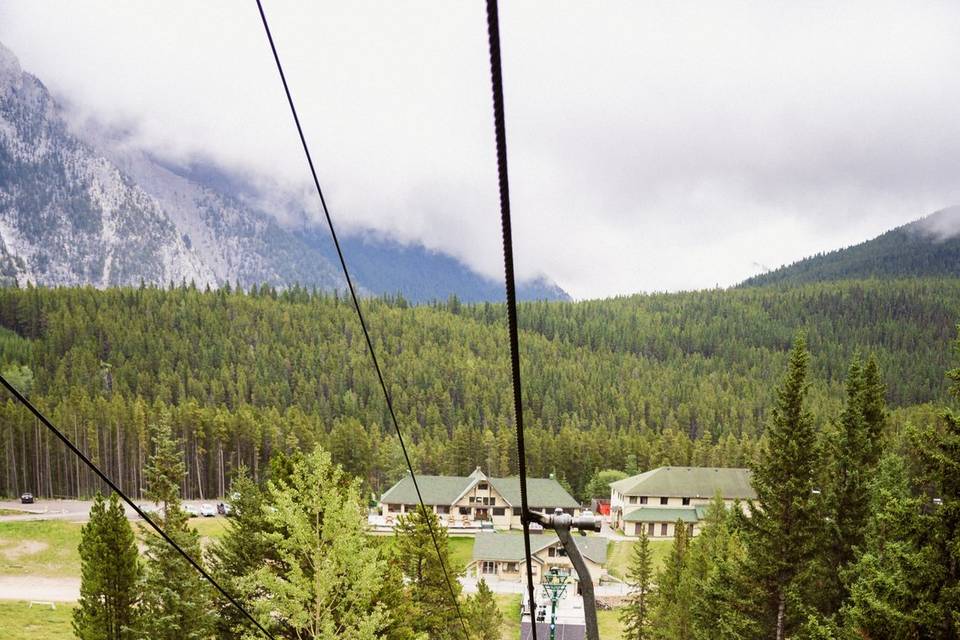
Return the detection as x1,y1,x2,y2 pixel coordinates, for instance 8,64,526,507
0,575,79,602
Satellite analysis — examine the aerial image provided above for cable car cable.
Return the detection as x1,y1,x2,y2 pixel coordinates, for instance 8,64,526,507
483,2,539,637
0,374,277,640
252,2,471,639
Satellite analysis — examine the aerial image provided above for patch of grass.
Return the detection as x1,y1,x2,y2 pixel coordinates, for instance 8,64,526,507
448,536,475,570
0,601,74,639
496,593,521,640
0,521,82,577
597,608,624,639
606,538,672,580
188,517,229,541
0,509,28,516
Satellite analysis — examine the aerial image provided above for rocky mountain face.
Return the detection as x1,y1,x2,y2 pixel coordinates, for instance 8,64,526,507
0,40,568,302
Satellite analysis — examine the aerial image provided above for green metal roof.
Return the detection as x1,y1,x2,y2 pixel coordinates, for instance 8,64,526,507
380,475,470,505
380,472,578,509
490,477,579,509
622,507,701,523
471,533,608,565
609,466,756,500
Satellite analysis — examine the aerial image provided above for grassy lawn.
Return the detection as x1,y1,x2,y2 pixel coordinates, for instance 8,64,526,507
0,521,82,577
497,594,521,640
0,517,230,578
448,536,475,570
0,601,74,639
598,609,624,639
606,538,672,580
0,509,29,516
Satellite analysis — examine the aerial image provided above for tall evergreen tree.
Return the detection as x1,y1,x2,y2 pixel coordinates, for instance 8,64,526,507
245,445,410,639
73,492,141,640
138,416,215,640
651,519,694,640
744,335,821,640
208,466,274,639
394,506,464,639
620,528,654,640
817,355,878,614
465,578,503,640
841,453,929,638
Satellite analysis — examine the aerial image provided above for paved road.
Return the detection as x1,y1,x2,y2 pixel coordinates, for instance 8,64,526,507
0,576,80,602
0,499,227,523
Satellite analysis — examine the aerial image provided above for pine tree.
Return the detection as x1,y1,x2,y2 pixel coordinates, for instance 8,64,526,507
620,528,654,640
209,466,274,639
394,505,464,639
817,355,874,614
245,445,407,639
138,416,215,640
841,454,928,638
651,519,694,640
743,335,821,640
73,492,141,640
465,578,503,640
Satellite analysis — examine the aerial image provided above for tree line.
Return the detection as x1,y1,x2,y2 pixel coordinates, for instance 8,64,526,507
0,279,956,501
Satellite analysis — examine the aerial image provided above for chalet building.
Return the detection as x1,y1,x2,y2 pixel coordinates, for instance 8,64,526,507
374,467,580,532
609,466,756,538
467,533,608,586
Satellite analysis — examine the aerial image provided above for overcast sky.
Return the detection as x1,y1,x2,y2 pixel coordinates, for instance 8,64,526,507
2,1,959,299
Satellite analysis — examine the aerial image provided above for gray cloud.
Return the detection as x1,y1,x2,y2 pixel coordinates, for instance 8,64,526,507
2,1,959,298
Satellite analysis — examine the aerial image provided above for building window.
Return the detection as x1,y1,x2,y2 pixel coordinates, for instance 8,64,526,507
660,497,668,505
660,523,668,536
478,482,489,490
482,561,495,574
459,507,471,515
436,505,450,514
493,507,506,516
639,496,648,504
682,497,690,505
504,562,519,572
548,547,556,557
405,504,419,513
688,524,695,536
647,523,655,536
629,496,637,504
388,503,401,513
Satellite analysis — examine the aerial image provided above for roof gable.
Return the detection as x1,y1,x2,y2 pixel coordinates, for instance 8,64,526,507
611,466,756,500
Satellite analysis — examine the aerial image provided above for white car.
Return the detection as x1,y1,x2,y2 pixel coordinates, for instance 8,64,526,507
184,505,199,518
199,503,216,517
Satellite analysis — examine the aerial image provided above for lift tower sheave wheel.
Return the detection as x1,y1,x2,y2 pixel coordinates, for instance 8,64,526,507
527,508,601,640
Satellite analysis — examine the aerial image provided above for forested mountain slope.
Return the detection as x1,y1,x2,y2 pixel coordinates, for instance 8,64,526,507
742,207,960,286
0,279,957,501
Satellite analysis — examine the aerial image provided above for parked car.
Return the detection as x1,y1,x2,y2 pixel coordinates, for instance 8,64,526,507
137,503,160,517
199,503,216,517
184,505,200,518
20,492,34,504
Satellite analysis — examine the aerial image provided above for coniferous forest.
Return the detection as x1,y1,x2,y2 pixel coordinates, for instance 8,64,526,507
0,278,957,503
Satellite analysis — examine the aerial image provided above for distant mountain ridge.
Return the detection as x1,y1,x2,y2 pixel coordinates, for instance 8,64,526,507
741,207,960,287
0,40,568,303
